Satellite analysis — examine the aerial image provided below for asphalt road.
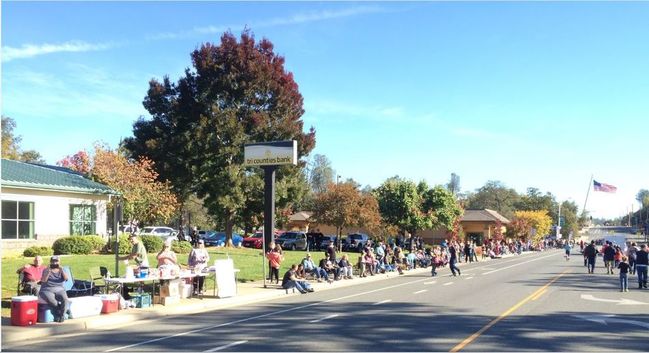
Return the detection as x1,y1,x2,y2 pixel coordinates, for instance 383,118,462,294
6,250,649,352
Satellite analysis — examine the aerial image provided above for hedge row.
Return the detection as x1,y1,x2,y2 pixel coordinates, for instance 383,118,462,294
27,235,194,256
52,235,106,255
23,246,54,257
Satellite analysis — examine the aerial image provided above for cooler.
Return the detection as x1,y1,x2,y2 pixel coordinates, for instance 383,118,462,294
68,296,102,319
37,304,55,323
97,293,119,314
11,295,38,326
131,293,151,308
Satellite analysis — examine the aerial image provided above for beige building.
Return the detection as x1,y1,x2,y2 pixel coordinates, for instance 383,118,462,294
1,159,116,252
287,208,509,246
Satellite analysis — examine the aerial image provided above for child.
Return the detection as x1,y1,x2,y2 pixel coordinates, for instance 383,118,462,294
618,256,630,292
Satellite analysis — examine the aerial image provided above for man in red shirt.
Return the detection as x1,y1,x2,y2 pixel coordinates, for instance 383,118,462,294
17,256,47,295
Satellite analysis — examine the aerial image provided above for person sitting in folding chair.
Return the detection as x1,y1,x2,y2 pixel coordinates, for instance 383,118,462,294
17,255,47,296
39,256,70,323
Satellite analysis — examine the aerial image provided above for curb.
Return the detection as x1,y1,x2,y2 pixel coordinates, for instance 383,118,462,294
2,251,538,345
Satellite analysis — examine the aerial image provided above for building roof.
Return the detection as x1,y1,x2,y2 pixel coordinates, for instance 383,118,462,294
461,209,510,224
289,211,313,222
1,159,116,195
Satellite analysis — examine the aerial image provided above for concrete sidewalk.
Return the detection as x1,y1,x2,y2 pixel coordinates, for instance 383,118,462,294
2,251,534,346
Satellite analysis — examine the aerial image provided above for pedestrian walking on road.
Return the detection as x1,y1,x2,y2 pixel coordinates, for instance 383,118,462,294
617,256,630,292
584,240,597,274
626,242,638,275
635,244,648,289
603,241,616,274
449,243,461,276
564,242,572,261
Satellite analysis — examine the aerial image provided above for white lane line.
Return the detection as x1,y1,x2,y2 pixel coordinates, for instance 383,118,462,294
310,314,339,323
443,282,454,286
466,277,474,280
203,340,248,352
482,253,556,275
106,275,432,352
373,299,392,305
414,290,427,294
424,281,437,285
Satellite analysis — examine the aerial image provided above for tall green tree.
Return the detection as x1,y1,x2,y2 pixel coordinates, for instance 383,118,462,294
124,30,316,245
1,116,45,163
375,177,431,236
466,180,520,219
421,185,463,231
446,172,461,195
515,187,555,213
308,154,334,194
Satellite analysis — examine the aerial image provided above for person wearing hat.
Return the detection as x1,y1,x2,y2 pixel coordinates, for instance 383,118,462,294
301,253,326,282
188,239,210,295
119,234,149,268
39,256,70,323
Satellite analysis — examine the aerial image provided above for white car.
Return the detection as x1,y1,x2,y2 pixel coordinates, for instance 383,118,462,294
138,226,178,238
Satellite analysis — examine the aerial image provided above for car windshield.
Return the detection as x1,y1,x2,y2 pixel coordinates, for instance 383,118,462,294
141,227,155,233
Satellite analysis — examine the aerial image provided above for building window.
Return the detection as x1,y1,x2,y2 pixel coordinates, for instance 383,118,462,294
70,204,96,235
1,201,35,239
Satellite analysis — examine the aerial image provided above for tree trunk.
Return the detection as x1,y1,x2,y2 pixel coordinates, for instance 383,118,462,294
225,212,234,247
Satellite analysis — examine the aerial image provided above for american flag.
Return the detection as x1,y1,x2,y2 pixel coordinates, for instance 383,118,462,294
593,180,617,193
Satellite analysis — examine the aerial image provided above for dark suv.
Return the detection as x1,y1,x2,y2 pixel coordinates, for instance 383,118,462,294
344,233,370,252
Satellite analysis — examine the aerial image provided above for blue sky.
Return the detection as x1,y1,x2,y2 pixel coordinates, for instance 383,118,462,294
3,1,648,219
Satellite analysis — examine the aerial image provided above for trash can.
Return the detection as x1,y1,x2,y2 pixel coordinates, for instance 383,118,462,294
11,295,38,326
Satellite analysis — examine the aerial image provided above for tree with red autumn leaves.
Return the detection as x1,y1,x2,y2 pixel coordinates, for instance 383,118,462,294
124,30,315,246
58,145,178,225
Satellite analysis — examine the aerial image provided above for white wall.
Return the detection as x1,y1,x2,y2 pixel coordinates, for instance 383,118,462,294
1,187,110,249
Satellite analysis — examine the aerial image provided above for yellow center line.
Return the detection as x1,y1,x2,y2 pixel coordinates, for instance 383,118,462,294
450,269,571,352
531,288,548,301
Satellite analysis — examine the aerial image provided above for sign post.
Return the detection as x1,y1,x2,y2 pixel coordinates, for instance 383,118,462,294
244,140,298,288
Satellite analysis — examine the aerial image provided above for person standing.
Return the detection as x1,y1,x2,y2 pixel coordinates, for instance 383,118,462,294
266,246,283,285
584,240,598,274
39,256,70,323
188,239,210,295
626,242,638,275
449,242,461,276
635,244,648,289
603,241,616,274
618,256,630,292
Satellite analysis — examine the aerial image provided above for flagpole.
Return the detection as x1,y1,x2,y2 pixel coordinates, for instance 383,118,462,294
582,174,593,217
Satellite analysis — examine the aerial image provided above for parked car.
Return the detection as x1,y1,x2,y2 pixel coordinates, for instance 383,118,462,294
242,232,263,249
343,233,371,252
203,232,243,247
275,231,307,251
138,226,178,238
315,234,337,250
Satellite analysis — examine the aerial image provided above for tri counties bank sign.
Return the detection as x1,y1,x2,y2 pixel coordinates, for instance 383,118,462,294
244,140,297,167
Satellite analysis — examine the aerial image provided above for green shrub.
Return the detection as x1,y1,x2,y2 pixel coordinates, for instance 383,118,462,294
85,235,107,253
52,236,93,255
23,246,53,257
104,234,132,255
141,235,164,253
171,240,193,254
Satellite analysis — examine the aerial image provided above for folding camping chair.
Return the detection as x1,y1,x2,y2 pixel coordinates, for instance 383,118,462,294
62,266,96,297
89,266,119,294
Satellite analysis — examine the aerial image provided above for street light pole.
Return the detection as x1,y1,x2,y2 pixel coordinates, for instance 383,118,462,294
556,202,562,239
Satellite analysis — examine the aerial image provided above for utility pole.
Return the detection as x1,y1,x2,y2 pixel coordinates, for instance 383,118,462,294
556,202,562,239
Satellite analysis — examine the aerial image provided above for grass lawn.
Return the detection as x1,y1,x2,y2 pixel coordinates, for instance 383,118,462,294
2,246,358,318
